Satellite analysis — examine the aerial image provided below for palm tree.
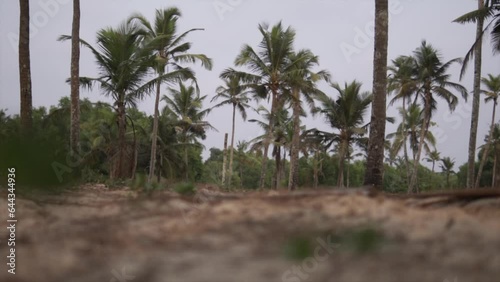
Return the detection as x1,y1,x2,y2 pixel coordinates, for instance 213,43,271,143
407,41,468,193
440,157,456,189
221,22,297,189
388,104,437,178
475,74,500,188
19,0,32,133
317,81,372,188
128,8,213,183
488,124,500,187
364,0,389,188
285,50,330,190
454,0,486,189
425,150,441,173
388,55,418,182
59,21,158,179
211,76,250,187
69,0,81,155
162,82,212,180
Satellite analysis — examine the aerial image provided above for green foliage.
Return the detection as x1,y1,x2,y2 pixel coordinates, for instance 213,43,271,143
174,182,196,196
283,237,314,261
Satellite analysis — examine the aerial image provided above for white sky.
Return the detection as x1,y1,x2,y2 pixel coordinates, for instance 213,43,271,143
1,0,499,168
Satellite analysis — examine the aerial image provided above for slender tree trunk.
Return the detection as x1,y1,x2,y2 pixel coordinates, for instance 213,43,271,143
408,92,431,193
274,145,282,189
475,101,497,188
148,80,161,182
288,91,301,190
446,173,450,188
184,135,189,181
337,139,347,188
313,150,319,189
259,92,279,188
467,0,485,189
114,101,127,179
70,0,80,155
228,104,237,187
492,149,497,188
222,133,228,186
364,0,388,188
19,0,32,134
402,97,412,185
346,156,351,188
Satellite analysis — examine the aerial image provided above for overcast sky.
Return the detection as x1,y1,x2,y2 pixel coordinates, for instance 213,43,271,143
1,0,499,167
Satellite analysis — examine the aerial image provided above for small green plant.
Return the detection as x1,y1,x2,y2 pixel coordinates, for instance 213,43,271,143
174,182,196,196
283,237,314,261
343,227,384,253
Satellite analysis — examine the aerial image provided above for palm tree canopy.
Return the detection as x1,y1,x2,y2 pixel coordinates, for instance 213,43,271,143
481,73,500,103
440,156,456,173
211,76,251,121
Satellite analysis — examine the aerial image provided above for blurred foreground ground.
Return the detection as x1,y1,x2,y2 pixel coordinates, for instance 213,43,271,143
1,185,500,282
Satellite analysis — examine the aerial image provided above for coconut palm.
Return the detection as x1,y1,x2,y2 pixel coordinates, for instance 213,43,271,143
488,124,500,187
220,22,298,189
211,76,251,187
59,21,164,179
454,0,488,189
19,0,32,133
475,74,500,188
440,157,456,189
388,55,418,181
317,81,372,188
407,41,468,193
162,82,213,180
364,0,389,188
285,49,330,190
388,104,437,176
425,150,441,173
128,7,213,183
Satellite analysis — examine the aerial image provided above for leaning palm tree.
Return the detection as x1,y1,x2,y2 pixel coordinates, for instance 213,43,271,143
407,41,468,193
220,22,297,189
364,0,389,188
128,7,213,183
285,49,330,190
440,157,456,189
475,74,500,188
211,76,251,187
162,82,213,180
59,21,160,179
317,81,372,188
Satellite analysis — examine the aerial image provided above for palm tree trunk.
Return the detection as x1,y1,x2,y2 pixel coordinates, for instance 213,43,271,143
408,93,431,193
467,0,485,189
259,95,278,188
228,104,237,187
148,80,161,182
288,91,301,190
492,149,497,188
222,133,228,186
338,139,347,188
184,134,189,181
346,156,351,188
313,151,319,189
364,0,388,188
475,101,496,188
19,0,32,134
274,145,282,189
114,102,127,179
402,97,411,185
446,173,450,189
70,0,80,155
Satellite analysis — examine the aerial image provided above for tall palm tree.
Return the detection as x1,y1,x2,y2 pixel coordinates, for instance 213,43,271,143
317,81,372,188
162,82,212,180
488,124,500,187
285,50,330,190
128,8,213,183
388,55,418,182
59,21,160,179
407,41,468,193
455,0,485,189
364,0,389,188
220,22,297,189
69,0,81,155
440,157,456,189
19,0,32,133
475,74,500,188
425,150,441,173
388,104,437,172
211,76,251,187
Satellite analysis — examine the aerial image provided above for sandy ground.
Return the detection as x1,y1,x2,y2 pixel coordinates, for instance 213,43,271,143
1,185,500,282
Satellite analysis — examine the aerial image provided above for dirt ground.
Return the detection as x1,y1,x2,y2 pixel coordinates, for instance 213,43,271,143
1,185,500,282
